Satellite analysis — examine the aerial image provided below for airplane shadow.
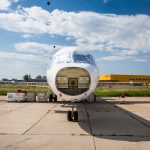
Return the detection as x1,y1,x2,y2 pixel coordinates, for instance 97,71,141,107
76,97,150,142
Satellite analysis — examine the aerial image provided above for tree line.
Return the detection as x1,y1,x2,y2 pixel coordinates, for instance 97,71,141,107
23,75,46,81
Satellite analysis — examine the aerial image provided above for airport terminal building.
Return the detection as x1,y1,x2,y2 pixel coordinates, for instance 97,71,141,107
99,74,150,83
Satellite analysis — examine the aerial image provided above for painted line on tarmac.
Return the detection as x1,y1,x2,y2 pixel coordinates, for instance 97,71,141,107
85,103,96,150
0,103,31,117
23,104,57,135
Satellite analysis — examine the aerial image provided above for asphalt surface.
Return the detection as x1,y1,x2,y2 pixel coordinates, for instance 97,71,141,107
0,97,150,150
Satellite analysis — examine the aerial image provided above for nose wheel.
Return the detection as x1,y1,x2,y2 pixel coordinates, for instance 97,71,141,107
67,111,78,121
67,102,78,121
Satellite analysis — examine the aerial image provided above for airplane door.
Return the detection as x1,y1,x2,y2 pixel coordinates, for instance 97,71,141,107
68,78,78,88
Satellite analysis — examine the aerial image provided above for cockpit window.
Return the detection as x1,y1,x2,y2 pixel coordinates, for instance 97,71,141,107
50,54,72,64
73,53,96,65
50,52,96,66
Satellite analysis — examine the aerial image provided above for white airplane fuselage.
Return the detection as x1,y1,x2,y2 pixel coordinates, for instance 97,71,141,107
46,47,99,101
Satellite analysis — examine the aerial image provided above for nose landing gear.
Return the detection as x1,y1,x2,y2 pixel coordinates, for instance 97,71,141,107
67,102,78,121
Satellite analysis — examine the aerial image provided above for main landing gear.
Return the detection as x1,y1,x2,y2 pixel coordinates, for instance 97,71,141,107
47,88,57,102
49,94,57,102
67,102,78,121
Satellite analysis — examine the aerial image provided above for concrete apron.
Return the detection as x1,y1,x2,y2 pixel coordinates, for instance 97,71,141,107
0,97,149,150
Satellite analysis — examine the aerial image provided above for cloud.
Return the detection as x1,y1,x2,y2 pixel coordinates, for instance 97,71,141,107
66,36,74,41
0,6,150,61
0,0,19,10
22,34,32,39
134,58,147,62
0,59,47,80
0,51,42,61
99,55,128,61
14,42,64,55
98,55,148,62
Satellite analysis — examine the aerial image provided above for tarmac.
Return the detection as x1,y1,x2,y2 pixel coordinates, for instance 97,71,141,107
0,96,150,150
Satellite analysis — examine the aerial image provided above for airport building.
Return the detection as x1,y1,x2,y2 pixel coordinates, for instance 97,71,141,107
99,74,150,83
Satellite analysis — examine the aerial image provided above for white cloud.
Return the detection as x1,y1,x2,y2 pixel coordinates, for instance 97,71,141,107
0,0,19,10
99,55,128,61
0,7,150,61
0,51,42,61
66,36,74,41
0,49,50,79
99,55,148,62
0,59,47,80
134,58,147,62
22,34,32,39
14,42,64,55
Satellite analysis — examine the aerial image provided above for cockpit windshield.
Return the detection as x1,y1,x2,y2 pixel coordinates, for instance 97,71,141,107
73,53,96,66
50,51,96,66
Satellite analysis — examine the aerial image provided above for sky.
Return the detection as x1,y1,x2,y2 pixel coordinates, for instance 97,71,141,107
0,0,150,80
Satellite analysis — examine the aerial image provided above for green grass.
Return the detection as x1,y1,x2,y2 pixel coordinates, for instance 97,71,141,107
94,86,150,97
94,90,150,97
0,84,150,97
0,84,48,95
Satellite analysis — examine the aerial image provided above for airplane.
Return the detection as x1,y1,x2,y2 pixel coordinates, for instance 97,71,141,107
46,47,99,121
47,1,51,6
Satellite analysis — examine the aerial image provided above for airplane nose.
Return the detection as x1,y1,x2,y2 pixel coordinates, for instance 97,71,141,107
56,67,91,96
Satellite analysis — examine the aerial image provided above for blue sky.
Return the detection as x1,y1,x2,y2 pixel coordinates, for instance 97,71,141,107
0,0,150,79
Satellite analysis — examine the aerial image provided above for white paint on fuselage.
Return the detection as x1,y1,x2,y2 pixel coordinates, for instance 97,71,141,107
46,47,99,101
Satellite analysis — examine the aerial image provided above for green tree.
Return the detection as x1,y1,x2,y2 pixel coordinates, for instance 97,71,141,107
23,75,31,81
36,75,43,80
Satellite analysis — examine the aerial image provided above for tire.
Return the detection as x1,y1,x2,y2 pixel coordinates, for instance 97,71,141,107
94,94,96,102
67,111,72,121
49,94,53,102
54,95,57,102
74,111,78,121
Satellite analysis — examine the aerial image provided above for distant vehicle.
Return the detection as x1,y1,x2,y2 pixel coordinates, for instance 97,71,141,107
46,47,99,121
11,80,15,85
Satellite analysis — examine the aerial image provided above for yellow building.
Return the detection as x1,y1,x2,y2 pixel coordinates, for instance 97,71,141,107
99,74,150,82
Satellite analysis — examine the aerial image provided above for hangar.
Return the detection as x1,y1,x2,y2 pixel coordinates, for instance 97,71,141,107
99,74,150,83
